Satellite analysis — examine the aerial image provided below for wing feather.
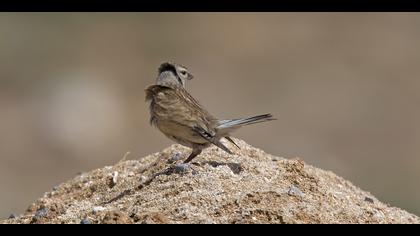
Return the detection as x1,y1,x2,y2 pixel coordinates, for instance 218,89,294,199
145,85,217,141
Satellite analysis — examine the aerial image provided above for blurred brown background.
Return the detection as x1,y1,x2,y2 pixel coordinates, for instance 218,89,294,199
0,13,419,218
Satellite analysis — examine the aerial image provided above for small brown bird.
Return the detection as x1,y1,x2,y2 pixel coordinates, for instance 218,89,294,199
146,62,275,163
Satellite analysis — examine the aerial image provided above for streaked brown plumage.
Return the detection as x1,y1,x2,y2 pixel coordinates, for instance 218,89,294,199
146,62,275,163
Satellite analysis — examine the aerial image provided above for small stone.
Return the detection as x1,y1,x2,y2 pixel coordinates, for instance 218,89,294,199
80,218,91,224
372,209,385,222
364,197,374,204
107,171,119,188
31,207,48,223
34,207,49,218
271,156,283,161
168,153,183,163
139,175,148,182
92,206,106,214
8,214,17,219
227,163,242,174
112,171,119,185
173,163,190,174
288,185,305,197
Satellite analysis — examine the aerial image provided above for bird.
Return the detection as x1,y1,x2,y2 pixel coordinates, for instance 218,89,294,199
145,62,276,163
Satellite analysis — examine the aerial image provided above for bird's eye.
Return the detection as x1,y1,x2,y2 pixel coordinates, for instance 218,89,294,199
180,70,187,76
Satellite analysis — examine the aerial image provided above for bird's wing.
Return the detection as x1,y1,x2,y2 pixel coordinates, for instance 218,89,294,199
145,85,218,137
146,85,233,154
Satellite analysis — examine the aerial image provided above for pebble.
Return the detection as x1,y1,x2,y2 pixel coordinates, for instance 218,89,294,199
271,156,283,161
112,171,119,185
32,207,49,222
139,175,148,182
168,153,183,163
92,206,106,214
227,163,242,174
288,185,305,197
80,218,91,224
364,197,374,204
34,208,49,218
372,209,385,222
173,163,190,174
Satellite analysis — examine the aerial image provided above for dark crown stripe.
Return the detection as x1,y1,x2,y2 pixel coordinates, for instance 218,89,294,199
158,62,177,74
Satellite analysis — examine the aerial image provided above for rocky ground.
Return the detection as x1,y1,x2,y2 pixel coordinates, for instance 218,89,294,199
2,139,419,224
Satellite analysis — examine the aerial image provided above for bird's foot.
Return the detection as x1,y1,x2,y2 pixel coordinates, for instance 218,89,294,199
166,152,200,174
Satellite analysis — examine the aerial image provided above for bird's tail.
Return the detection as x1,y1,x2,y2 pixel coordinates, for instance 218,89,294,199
216,114,276,135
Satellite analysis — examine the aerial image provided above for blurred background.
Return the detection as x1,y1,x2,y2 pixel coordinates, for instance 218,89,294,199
0,13,419,218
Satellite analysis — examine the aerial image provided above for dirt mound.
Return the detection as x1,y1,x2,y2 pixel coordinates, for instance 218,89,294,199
2,139,418,224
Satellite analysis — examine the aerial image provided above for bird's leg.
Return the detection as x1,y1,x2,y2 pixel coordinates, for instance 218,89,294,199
183,148,202,163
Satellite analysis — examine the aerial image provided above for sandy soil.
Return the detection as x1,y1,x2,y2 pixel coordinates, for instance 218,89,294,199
2,139,419,224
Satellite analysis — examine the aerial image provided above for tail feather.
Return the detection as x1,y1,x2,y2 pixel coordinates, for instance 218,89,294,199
225,136,240,149
213,139,233,154
217,114,276,135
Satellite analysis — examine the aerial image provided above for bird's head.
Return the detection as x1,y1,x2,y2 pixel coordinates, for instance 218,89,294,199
156,62,193,88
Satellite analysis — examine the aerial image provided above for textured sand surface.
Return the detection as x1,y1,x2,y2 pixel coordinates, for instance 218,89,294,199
2,139,419,224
